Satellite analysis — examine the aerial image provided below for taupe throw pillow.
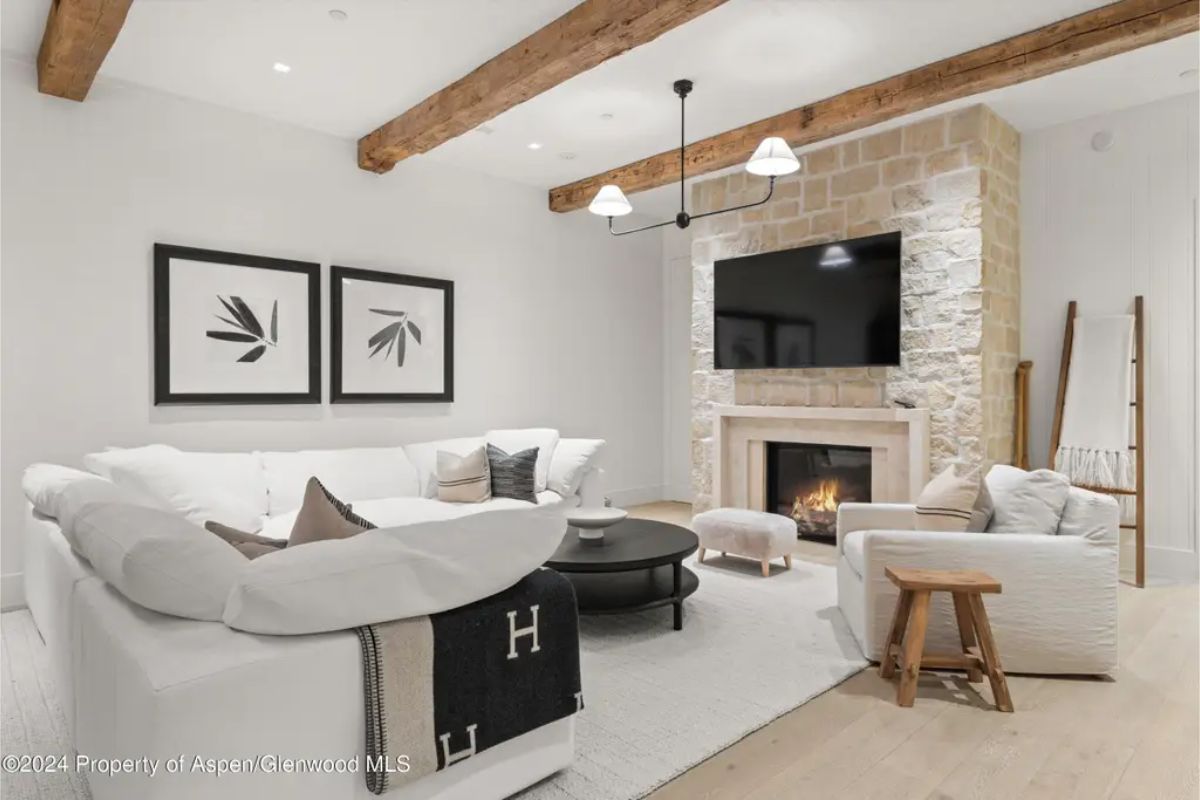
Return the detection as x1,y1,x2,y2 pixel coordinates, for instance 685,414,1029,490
915,467,993,533
204,520,287,560
288,477,377,546
437,446,492,503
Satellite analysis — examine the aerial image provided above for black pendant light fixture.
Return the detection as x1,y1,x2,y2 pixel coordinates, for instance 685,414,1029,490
588,79,801,236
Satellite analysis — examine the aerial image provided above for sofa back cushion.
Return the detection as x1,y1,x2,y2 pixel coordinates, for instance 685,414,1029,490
404,437,484,499
984,464,1070,536
22,463,148,547
84,445,267,532
548,438,605,496
486,429,559,493
1057,486,1120,541
223,507,567,635
72,503,246,621
258,447,419,516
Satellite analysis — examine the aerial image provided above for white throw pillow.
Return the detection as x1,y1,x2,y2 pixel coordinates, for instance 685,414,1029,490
984,464,1070,536
22,463,147,548
1057,486,1120,542
85,445,267,532
404,437,484,499
547,438,605,497
914,467,992,532
223,507,568,635
71,503,246,621
257,447,420,516
486,429,559,493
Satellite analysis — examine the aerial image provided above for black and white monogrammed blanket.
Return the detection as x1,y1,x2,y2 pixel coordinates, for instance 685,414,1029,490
355,568,582,794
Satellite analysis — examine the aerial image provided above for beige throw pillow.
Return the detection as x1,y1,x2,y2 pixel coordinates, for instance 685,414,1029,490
437,446,491,503
288,477,377,547
915,467,993,532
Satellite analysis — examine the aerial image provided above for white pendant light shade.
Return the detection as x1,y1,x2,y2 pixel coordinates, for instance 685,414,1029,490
588,184,633,217
745,137,800,176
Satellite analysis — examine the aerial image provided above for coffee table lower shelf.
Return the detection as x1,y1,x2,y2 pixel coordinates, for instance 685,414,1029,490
558,564,699,629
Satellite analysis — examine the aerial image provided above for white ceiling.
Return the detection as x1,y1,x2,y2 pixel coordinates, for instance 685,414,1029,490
3,0,1197,217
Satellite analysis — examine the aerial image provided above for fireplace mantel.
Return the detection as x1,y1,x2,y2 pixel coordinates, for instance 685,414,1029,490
711,405,930,511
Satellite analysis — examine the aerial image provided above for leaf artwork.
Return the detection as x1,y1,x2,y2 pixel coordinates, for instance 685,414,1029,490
367,308,423,368
206,296,279,363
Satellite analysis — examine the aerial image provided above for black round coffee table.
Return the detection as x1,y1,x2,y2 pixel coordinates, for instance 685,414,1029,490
546,518,699,630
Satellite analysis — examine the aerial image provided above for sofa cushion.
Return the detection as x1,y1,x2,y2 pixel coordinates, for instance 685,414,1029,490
436,446,491,503
1057,486,1120,542
22,464,149,546
258,447,419,516
85,445,268,532
405,437,485,499
72,503,247,621
289,478,377,547
548,438,605,496
985,465,1070,535
487,444,538,503
914,467,993,532
842,530,865,578
486,429,559,493
223,507,568,635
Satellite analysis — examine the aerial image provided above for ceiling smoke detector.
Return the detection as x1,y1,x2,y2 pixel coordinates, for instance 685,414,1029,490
328,9,348,21
1090,130,1115,152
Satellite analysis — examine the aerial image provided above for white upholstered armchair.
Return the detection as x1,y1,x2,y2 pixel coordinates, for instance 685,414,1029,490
835,476,1119,676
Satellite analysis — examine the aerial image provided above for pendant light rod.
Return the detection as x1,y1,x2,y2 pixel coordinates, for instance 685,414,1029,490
601,79,794,237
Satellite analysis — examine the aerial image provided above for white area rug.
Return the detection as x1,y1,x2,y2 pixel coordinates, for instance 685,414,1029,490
521,555,867,800
0,556,864,800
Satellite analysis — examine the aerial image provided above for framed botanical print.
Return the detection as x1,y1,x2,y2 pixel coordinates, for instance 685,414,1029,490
153,244,321,405
330,265,454,403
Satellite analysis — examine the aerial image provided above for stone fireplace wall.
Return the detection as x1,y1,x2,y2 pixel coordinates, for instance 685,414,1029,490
691,105,1020,512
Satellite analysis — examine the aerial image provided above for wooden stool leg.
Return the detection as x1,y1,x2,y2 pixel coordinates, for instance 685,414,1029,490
783,554,792,569
761,560,770,577
697,547,706,564
967,593,1013,712
897,590,931,707
879,589,913,679
952,592,983,683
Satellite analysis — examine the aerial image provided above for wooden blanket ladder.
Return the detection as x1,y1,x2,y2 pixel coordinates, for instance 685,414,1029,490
1048,296,1145,588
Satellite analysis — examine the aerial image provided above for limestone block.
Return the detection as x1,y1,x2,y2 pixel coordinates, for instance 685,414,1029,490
804,146,839,174
803,178,829,211
862,128,903,161
903,117,947,154
831,164,881,198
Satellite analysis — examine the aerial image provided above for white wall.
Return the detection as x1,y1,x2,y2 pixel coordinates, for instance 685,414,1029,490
661,226,692,502
0,59,666,602
1021,92,1198,582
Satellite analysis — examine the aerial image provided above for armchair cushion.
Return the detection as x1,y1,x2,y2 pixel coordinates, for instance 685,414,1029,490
1057,486,1120,541
984,465,1070,535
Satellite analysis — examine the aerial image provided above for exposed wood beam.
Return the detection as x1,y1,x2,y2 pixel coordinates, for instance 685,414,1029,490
37,0,134,102
358,0,730,174
549,0,1199,212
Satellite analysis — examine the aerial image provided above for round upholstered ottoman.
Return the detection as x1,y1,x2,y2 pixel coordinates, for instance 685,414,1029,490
691,508,795,577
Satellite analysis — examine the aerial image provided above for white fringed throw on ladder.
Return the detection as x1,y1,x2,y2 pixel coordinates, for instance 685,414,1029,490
1054,314,1136,506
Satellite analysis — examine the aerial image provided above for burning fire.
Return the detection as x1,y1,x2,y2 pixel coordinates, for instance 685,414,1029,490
792,479,841,516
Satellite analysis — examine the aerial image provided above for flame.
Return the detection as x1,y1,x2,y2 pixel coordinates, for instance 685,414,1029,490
792,479,841,515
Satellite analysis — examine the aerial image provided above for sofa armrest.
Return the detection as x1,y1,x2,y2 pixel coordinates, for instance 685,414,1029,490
836,503,915,554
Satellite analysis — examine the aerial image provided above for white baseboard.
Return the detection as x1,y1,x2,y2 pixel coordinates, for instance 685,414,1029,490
1145,545,1199,584
608,485,672,508
1,572,26,611
660,484,693,504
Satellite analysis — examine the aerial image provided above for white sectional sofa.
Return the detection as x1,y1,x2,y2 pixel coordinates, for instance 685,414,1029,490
23,432,603,800
835,471,1119,676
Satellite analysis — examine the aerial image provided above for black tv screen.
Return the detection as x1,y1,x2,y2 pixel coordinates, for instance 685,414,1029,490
713,231,901,369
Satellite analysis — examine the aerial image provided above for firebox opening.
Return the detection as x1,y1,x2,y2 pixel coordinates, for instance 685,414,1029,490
766,442,871,542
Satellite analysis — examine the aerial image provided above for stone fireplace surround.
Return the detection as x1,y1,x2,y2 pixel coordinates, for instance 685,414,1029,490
712,405,929,513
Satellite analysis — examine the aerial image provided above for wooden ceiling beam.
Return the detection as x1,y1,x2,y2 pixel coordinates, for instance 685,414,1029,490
357,0,730,174
549,0,1199,212
37,0,134,102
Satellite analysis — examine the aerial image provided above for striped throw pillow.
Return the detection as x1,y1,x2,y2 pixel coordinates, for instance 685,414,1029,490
289,477,377,546
487,444,538,503
915,467,993,532
437,446,492,503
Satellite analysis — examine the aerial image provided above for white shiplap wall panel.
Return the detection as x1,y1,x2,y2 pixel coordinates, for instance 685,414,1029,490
1021,91,1198,582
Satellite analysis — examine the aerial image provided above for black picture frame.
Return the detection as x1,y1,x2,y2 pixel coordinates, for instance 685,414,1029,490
330,265,455,403
153,243,321,405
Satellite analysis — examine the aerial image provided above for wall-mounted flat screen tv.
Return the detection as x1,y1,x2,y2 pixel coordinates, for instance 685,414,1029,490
713,231,901,369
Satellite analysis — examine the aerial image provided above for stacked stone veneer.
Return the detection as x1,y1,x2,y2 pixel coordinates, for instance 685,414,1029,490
691,104,1020,512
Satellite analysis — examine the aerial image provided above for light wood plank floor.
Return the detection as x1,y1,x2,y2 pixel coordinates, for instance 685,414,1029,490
631,502,1199,800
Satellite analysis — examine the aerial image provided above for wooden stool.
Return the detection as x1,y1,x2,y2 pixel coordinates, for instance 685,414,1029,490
880,566,1013,712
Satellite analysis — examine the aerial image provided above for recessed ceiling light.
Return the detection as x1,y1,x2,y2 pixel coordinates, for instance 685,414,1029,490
599,113,614,121
273,62,291,74
527,142,543,150
1180,68,1198,79
328,9,348,21
558,152,577,160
